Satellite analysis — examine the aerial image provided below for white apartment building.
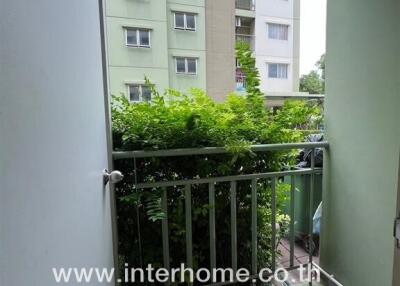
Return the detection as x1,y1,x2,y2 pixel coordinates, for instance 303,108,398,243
235,0,300,97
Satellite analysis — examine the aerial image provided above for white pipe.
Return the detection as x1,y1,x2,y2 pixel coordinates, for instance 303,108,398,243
312,262,344,286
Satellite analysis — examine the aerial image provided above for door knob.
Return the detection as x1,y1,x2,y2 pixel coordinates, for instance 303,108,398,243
103,169,124,185
395,216,400,248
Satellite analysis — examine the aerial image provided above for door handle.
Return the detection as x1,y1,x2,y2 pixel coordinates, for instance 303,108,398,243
103,169,124,185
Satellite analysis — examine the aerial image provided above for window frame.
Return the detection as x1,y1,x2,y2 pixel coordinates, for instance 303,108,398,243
175,57,198,75
267,63,289,79
127,83,152,103
173,12,197,31
267,23,289,41
125,28,151,48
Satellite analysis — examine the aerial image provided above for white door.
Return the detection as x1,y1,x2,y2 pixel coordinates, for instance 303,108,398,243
0,1,115,285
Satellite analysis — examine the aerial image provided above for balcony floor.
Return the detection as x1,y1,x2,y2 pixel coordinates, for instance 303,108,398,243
278,238,320,267
277,239,322,285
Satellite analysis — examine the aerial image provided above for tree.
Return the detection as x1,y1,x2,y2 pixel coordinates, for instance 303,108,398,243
300,70,324,94
235,41,265,118
300,54,325,94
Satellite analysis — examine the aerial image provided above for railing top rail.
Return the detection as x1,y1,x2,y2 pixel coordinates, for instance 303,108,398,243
131,168,321,189
236,33,255,37
113,141,329,160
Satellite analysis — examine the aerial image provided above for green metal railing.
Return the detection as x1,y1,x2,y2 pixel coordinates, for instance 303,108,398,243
113,142,329,284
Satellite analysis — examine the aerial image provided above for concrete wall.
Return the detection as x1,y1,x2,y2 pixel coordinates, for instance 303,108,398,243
205,0,236,101
321,0,400,284
0,0,114,285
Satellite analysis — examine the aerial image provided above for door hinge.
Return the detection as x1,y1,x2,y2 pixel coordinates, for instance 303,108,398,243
395,217,400,248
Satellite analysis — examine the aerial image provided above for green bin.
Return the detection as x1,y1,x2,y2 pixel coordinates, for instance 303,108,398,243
283,173,323,238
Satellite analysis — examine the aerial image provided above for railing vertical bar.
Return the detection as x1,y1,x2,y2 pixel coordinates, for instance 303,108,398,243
271,178,276,272
251,179,258,275
230,181,238,273
309,149,315,281
209,182,216,270
161,187,170,286
290,176,295,268
133,156,143,268
185,184,193,270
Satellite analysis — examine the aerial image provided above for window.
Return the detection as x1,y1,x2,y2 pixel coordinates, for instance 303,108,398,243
125,28,150,47
128,84,151,102
174,12,196,31
268,63,289,79
267,23,289,40
175,57,197,74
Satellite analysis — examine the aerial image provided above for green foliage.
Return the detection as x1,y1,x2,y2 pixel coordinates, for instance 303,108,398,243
300,71,324,95
235,41,265,119
272,100,323,132
300,54,325,94
112,90,310,152
112,46,323,280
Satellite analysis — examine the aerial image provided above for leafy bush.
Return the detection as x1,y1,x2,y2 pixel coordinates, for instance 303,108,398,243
112,42,322,283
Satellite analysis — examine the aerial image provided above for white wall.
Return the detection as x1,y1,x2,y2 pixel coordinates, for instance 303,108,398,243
255,0,297,93
257,56,294,92
256,0,294,19
0,1,114,285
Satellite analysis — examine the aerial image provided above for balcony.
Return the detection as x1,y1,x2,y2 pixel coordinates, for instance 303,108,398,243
236,34,255,50
113,142,344,285
4,1,400,286
235,16,255,50
235,0,255,11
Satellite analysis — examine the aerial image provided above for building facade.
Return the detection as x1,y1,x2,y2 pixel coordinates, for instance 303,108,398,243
105,0,299,102
235,0,300,96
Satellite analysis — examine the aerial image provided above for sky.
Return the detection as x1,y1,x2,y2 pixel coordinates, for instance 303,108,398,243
299,0,327,75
